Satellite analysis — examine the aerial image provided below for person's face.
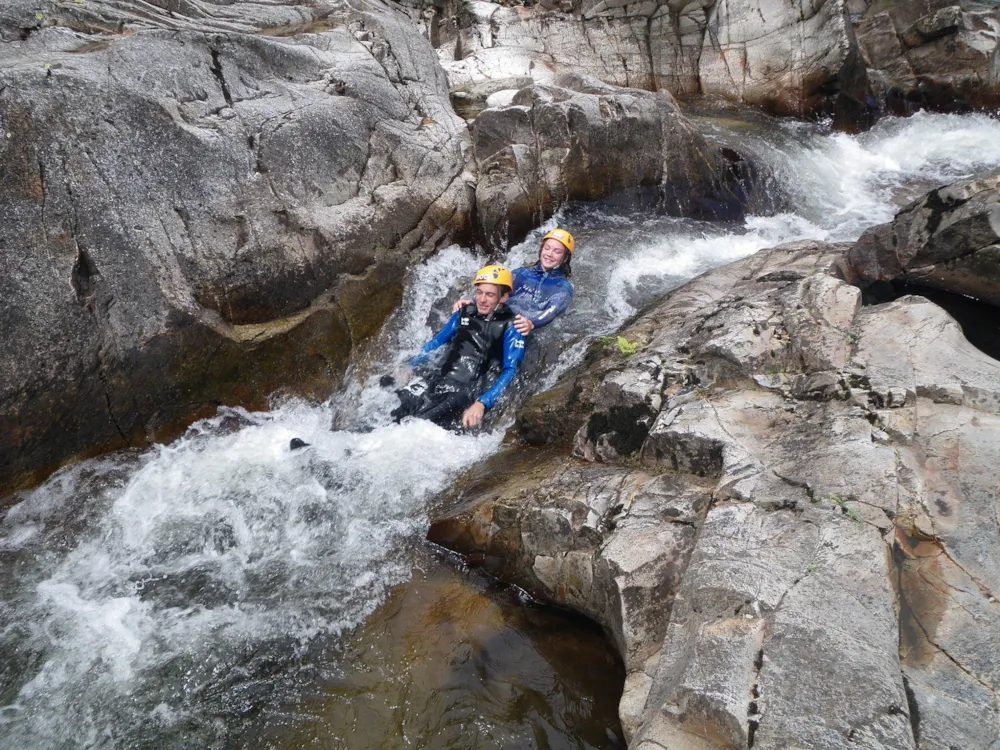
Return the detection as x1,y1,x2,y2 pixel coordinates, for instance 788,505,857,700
539,239,568,271
474,283,508,315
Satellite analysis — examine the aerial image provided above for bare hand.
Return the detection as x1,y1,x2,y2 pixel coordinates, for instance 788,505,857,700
513,314,534,336
462,401,486,428
452,298,472,313
394,365,413,383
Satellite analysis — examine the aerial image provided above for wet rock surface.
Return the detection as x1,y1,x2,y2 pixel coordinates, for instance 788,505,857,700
431,174,1000,748
0,0,473,494
472,72,765,251
847,167,1000,306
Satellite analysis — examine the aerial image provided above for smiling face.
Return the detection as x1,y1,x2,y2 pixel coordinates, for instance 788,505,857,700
539,238,569,271
474,283,509,315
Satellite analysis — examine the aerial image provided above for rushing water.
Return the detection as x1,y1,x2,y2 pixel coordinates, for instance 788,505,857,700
3,110,1000,749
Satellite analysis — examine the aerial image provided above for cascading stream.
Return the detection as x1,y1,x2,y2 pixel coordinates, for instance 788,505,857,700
2,110,1000,749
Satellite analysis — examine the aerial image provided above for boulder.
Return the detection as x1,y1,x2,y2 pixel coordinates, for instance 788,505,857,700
846,168,1000,305
854,1,1000,113
432,172,1000,748
0,0,473,496
472,72,767,251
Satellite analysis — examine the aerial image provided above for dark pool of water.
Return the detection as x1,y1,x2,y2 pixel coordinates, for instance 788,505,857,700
230,546,626,750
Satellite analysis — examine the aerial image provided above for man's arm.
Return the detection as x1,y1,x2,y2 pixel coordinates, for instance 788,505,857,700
476,327,526,408
409,310,460,366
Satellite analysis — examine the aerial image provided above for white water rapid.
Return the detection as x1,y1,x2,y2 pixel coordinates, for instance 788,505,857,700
2,110,1000,749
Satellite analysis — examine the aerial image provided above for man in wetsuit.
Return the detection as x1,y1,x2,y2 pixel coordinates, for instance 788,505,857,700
391,265,525,429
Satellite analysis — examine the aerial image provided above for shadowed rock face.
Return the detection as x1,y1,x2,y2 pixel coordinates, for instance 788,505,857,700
853,0,1000,113
0,0,473,495
846,167,1000,305
472,73,769,252
431,174,1000,748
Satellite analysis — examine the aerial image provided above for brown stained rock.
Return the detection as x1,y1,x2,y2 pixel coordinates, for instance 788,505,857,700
896,529,1000,749
628,501,912,749
857,12,912,70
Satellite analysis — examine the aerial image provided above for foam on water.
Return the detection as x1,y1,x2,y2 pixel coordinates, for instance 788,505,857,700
767,110,1000,238
1,375,501,746
391,244,486,362
601,110,1000,319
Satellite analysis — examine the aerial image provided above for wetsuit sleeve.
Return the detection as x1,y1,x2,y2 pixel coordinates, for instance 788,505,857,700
477,327,526,409
528,279,573,328
409,311,460,367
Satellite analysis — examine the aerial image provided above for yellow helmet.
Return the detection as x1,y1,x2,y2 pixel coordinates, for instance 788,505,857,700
473,264,513,290
541,228,575,254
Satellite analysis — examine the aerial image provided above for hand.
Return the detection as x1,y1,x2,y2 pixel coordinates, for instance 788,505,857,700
394,364,413,383
462,401,486,428
452,298,472,313
513,314,534,336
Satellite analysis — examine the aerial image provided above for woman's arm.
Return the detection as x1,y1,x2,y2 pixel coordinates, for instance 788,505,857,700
528,281,573,328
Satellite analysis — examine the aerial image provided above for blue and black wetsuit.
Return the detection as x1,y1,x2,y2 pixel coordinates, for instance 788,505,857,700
507,264,573,329
391,303,526,425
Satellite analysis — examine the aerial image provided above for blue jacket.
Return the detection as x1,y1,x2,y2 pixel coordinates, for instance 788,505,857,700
410,308,526,409
507,264,574,328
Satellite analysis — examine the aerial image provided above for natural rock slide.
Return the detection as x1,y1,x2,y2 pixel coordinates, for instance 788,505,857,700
430,171,1000,748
